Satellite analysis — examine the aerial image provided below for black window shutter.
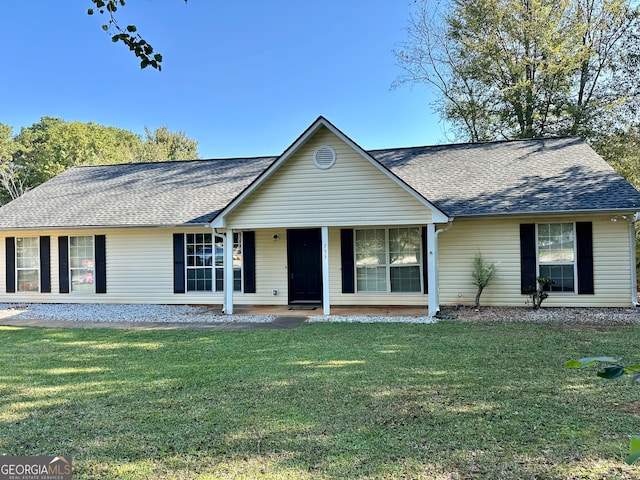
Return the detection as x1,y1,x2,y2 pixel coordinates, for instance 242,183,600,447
341,229,355,293
576,222,594,294
243,231,256,293
421,227,429,294
520,224,537,294
5,237,15,293
173,233,185,294
58,236,69,294
95,235,107,294
40,236,51,293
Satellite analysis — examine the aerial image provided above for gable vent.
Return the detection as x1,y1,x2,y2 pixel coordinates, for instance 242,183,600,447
313,145,336,169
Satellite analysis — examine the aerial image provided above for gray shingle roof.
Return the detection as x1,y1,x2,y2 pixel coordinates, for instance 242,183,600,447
0,157,275,229
372,137,640,216
0,136,638,229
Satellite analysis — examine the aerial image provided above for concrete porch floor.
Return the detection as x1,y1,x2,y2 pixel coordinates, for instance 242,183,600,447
230,305,431,317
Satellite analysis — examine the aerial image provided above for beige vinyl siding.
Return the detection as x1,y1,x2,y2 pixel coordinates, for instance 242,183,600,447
438,215,634,307
0,215,633,308
0,228,225,304
247,229,288,305
226,127,432,229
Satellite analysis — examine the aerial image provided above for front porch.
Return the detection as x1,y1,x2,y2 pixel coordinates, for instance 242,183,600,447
231,304,431,317
218,225,443,316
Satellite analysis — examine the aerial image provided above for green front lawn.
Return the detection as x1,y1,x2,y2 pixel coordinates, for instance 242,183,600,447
0,321,638,479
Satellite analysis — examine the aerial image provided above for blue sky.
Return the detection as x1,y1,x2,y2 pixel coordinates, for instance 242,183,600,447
1,1,446,159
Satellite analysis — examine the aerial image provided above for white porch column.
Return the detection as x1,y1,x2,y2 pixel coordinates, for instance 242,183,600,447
321,226,330,315
427,223,439,316
224,229,234,314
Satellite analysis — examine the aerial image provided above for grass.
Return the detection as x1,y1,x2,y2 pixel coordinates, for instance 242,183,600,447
0,321,639,479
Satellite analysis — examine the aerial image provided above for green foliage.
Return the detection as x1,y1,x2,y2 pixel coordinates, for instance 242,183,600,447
12,117,142,192
593,131,640,191
395,0,640,142
1,117,200,204
138,126,199,161
530,276,554,309
471,250,497,308
0,123,14,162
565,356,640,464
87,0,187,70
629,436,640,465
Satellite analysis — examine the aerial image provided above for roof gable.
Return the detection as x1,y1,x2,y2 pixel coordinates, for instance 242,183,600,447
212,116,450,227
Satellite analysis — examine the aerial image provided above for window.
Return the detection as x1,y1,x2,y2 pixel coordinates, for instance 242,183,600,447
355,227,422,293
537,223,575,292
70,236,95,292
16,237,39,292
186,233,213,291
186,233,242,292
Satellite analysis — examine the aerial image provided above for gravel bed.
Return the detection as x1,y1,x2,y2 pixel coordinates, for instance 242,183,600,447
0,303,434,324
0,303,276,324
439,306,640,325
0,303,638,326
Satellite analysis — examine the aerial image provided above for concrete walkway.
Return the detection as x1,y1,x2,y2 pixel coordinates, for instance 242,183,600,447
0,315,308,331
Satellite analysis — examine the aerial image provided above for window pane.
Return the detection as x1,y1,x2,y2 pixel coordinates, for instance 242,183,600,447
215,268,223,291
233,268,241,292
357,266,387,292
17,269,38,292
186,233,213,291
187,234,213,267
356,229,386,266
538,223,574,263
390,266,421,292
187,268,212,291
214,236,224,266
71,269,94,291
16,237,39,269
540,265,574,292
233,233,243,269
389,228,421,265
70,236,95,293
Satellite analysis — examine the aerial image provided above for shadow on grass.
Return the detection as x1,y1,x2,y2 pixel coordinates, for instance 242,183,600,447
0,323,638,479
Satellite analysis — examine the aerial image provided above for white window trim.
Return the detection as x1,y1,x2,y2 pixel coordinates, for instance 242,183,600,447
213,232,244,294
354,227,423,294
185,232,243,293
185,233,213,293
69,235,96,294
16,236,40,293
535,222,578,294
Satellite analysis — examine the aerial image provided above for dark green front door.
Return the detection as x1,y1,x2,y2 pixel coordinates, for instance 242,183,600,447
287,228,322,303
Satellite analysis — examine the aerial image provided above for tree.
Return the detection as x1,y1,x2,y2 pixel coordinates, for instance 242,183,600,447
3,117,200,204
12,117,142,189
471,251,497,308
394,0,640,142
138,126,199,162
87,0,188,71
0,123,27,204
